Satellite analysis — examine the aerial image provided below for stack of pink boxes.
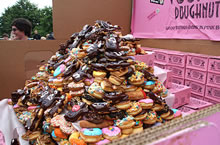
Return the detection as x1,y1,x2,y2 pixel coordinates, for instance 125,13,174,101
205,56,220,103
184,53,209,100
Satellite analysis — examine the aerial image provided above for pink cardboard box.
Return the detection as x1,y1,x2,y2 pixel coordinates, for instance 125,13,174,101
205,85,220,101
154,50,169,63
203,97,220,104
186,53,209,71
154,61,167,70
169,83,191,108
207,72,220,87
191,93,203,100
185,97,212,110
172,77,184,85
168,52,186,67
185,68,207,84
164,69,172,89
177,106,196,114
208,56,220,74
134,52,155,67
185,80,206,97
167,65,185,78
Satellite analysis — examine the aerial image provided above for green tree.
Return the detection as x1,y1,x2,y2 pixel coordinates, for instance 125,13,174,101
0,0,53,38
34,7,53,37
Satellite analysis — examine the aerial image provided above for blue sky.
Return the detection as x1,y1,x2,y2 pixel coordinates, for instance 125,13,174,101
0,0,52,16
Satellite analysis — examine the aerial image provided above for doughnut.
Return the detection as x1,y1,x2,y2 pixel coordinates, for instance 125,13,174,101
160,86,168,98
102,126,121,141
126,90,147,100
106,111,126,120
48,77,64,87
121,85,137,92
80,128,103,143
152,103,164,112
126,102,142,116
93,70,107,78
88,82,104,99
95,139,111,145
83,111,104,124
120,134,129,139
172,109,182,119
53,64,66,77
109,75,125,86
36,72,49,81
144,80,155,90
100,80,114,92
69,138,86,145
54,128,68,139
138,99,154,109
79,120,113,128
50,115,65,127
128,71,144,86
51,130,60,142
143,111,157,125
112,85,125,93
115,100,131,110
121,128,133,135
132,127,143,134
94,77,104,83
163,109,174,120
134,110,148,121
60,121,75,135
70,89,85,97
77,51,87,59
152,81,163,93
134,61,148,71
110,67,128,77
115,116,135,129
91,102,110,114
133,121,143,128
68,82,85,91
84,78,94,86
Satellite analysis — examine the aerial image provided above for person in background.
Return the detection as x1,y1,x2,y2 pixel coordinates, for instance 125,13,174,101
11,18,32,40
33,30,41,40
2,33,9,40
10,31,16,40
46,32,55,40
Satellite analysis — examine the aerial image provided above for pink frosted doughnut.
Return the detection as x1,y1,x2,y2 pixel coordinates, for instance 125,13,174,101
96,139,111,145
28,106,40,110
60,121,75,135
138,99,153,104
138,99,154,109
102,126,121,141
172,109,182,118
13,104,20,109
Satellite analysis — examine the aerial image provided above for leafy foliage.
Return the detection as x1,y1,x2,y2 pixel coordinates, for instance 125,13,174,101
0,0,53,37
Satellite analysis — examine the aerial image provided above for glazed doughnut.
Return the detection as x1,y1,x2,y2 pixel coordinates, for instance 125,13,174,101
115,116,135,129
163,109,174,120
126,90,147,100
143,111,157,125
121,128,133,135
134,110,148,121
101,80,114,92
69,132,86,145
112,85,125,93
110,67,128,77
80,128,103,143
121,85,137,92
144,80,155,90
94,77,104,83
126,102,142,116
93,70,107,78
79,120,113,128
115,100,131,110
70,89,85,97
53,64,66,77
102,126,121,141
88,82,105,99
109,75,125,86
128,71,144,86
68,82,85,91
48,77,64,87
60,121,75,135
152,103,164,112
132,127,143,134
138,99,154,109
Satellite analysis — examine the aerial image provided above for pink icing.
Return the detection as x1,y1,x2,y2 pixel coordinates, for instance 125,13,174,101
72,105,80,112
85,78,94,84
174,110,182,118
28,106,39,110
102,126,121,137
138,99,153,104
60,64,66,72
7,99,12,103
13,104,20,109
96,139,111,145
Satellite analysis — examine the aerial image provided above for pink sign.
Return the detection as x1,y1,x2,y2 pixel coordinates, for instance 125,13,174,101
131,0,220,41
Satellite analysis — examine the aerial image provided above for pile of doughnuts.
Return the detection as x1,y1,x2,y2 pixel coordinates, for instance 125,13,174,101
9,20,179,145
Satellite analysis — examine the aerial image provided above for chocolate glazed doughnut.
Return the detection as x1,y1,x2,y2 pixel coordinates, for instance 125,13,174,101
83,111,104,124
103,92,128,104
90,102,110,114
